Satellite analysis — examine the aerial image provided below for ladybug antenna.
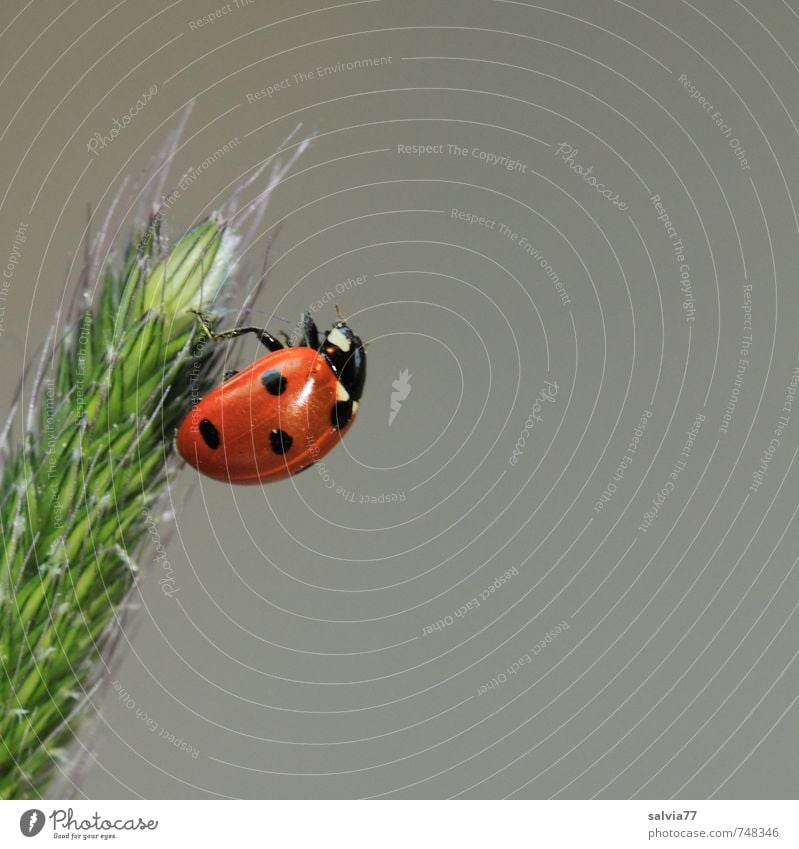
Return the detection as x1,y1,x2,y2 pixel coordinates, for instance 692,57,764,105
334,304,346,322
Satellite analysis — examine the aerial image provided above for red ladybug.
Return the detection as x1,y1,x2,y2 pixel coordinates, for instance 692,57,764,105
176,310,366,484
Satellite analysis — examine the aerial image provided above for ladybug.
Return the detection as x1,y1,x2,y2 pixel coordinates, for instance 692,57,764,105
176,309,366,484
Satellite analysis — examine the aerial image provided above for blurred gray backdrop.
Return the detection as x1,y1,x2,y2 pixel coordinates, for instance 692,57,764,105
1,0,798,798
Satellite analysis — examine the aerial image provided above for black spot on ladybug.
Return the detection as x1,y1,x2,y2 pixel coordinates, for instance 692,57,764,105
331,399,353,429
199,419,220,449
270,428,293,454
261,369,287,395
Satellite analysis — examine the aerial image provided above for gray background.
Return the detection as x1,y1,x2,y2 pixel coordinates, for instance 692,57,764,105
1,0,797,798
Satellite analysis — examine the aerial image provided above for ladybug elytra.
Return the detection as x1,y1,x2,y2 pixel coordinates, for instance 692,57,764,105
176,310,366,484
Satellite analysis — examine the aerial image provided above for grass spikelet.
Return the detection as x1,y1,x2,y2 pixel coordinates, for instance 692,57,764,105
0,130,309,798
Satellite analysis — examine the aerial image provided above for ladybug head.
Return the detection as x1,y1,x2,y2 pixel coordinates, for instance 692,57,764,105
321,321,366,402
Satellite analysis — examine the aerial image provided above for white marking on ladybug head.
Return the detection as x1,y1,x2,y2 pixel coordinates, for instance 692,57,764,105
352,401,359,415
327,327,351,352
336,382,350,402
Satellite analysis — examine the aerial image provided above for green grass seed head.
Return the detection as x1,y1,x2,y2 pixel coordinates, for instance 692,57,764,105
0,127,308,798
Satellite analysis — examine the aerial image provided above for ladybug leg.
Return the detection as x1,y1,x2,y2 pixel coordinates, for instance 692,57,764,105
190,309,218,339
225,326,284,351
223,369,239,381
190,309,284,352
301,311,320,349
